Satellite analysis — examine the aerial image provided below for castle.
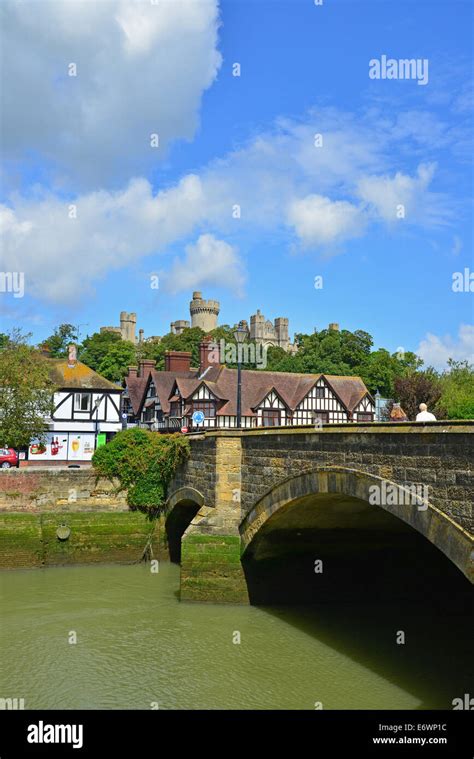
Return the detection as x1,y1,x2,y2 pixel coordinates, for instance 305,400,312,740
100,292,297,352
100,311,142,343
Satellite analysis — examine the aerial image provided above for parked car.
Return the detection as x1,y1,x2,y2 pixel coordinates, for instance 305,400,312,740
0,448,19,468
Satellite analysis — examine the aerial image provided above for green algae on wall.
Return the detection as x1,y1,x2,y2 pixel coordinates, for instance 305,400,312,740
0,512,168,569
180,534,249,604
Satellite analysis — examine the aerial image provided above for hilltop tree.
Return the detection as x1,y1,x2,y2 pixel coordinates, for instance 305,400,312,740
140,327,205,370
0,330,56,449
360,349,422,397
79,330,122,372
41,323,78,357
438,360,474,419
97,341,137,383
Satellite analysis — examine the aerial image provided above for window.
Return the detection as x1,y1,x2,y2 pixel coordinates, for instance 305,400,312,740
192,401,216,418
357,413,373,422
313,411,329,424
74,393,91,412
262,409,281,427
144,406,156,422
170,402,181,417
315,386,325,399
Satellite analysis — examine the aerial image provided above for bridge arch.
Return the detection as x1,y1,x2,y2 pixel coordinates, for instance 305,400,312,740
165,486,207,563
240,467,473,583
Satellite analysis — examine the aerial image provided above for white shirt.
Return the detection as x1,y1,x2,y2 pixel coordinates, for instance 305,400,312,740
416,411,437,422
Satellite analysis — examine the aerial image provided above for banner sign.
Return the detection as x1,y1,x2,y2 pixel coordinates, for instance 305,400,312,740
28,433,96,461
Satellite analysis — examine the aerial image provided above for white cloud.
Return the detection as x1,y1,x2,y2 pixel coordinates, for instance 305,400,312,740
1,0,221,188
287,194,366,247
160,234,245,295
356,163,449,226
0,176,208,302
0,106,458,304
0,176,244,303
417,324,474,369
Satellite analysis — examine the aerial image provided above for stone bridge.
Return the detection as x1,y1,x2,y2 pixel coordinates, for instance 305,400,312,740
165,423,474,603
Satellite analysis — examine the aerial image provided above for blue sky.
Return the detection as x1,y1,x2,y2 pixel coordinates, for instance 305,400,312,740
0,0,472,367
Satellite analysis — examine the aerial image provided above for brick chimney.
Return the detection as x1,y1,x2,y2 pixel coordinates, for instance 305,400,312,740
127,366,138,378
164,351,191,373
199,336,220,375
138,359,156,377
39,343,52,357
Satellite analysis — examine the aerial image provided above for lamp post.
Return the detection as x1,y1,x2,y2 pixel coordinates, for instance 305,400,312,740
233,322,247,429
374,389,381,422
92,395,104,446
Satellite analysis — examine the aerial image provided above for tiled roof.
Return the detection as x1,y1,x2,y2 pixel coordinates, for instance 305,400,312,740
125,376,149,415
150,370,196,414
167,367,372,417
47,360,121,391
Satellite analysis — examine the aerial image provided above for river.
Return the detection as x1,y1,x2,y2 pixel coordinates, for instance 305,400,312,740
0,562,472,710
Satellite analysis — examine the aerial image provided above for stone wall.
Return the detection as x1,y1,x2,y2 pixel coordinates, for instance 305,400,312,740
167,424,473,601
0,468,168,569
179,437,248,603
237,425,473,534
0,469,127,512
0,511,168,569
169,435,217,508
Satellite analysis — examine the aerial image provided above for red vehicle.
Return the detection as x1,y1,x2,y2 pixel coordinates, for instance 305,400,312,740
0,448,19,468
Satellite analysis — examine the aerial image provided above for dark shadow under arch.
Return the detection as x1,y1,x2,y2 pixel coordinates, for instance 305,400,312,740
165,487,205,563
240,467,473,583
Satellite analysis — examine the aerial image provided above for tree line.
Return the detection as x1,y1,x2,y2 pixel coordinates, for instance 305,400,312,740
1,322,471,438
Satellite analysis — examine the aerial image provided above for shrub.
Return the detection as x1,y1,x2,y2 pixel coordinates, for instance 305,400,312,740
92,428,190,515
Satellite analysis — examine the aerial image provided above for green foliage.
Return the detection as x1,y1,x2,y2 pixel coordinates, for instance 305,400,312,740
41,324,78,358
139,327,205,369
92,428,190,515
438,361,474,419
79,331,122,372
97,341,137,382
0,330,56,448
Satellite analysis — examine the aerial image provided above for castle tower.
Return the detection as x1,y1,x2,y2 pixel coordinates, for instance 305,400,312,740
274,317,289,350
170,320,191,335
250,310,265,342
189,291,220,332
120,311,137,343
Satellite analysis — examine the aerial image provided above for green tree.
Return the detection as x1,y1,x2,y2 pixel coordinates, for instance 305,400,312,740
360,349,422,397
92,428,190,514
97,341,137,382
0,331,56,448
79,331,122,372
438,360,474,419
41,324,78,357
140,327,205,369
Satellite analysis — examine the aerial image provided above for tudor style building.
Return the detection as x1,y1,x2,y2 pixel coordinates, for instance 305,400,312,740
27,351,122,463
123,339,375,432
